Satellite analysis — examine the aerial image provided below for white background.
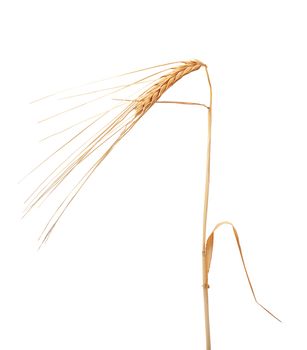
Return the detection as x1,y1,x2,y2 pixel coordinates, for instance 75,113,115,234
1,0,307,349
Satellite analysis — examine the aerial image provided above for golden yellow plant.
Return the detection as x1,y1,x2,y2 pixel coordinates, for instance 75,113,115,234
24,59,280,349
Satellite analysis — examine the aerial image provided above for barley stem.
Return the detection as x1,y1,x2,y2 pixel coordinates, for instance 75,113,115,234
202,65,212,350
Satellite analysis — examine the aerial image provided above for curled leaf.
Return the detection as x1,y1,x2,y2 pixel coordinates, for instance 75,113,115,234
205,221,281,322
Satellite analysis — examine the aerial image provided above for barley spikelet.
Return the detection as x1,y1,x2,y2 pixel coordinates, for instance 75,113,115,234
25,59,206,246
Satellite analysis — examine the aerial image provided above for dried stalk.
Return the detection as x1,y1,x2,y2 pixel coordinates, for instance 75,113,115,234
202,65,213,349
25,59,280,349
